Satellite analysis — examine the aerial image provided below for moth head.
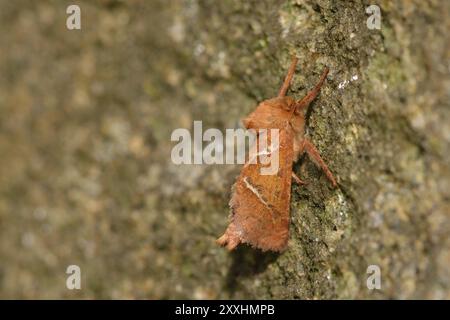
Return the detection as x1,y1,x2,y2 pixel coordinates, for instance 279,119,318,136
265,96,295,112
242,96,297,130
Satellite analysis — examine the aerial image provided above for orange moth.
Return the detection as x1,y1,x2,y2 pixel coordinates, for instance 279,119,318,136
217,56,337,252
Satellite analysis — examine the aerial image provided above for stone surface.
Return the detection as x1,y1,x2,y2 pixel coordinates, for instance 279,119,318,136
0,0,449,299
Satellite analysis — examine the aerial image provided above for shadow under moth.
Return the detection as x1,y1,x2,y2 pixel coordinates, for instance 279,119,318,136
217,56,337,252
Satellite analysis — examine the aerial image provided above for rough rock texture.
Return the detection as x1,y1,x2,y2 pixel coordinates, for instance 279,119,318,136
0,0,449,299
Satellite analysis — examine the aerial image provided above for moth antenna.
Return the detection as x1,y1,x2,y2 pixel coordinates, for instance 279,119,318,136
278,55,299,97
294,66,329,114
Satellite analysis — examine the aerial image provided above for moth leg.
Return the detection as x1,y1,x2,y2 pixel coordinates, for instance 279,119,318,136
301,139,337,187
291,172,306,185
294,67,329,113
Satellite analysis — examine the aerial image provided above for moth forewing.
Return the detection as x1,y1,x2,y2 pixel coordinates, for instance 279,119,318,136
256,129,280,176
218,128,294,252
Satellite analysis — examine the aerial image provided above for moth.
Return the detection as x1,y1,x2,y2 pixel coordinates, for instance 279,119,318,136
217,56,337,252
